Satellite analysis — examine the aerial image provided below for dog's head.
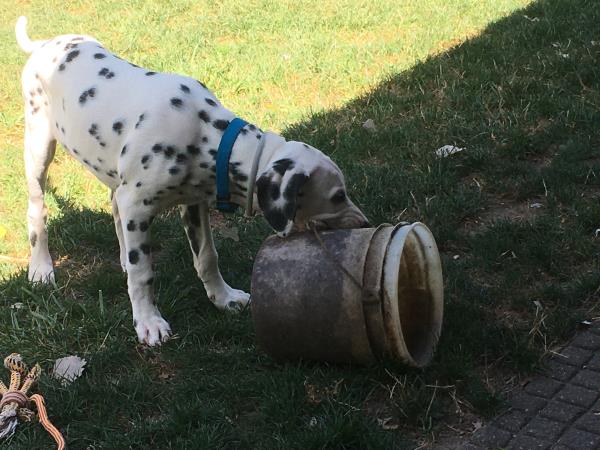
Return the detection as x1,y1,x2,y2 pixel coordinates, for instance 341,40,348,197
256,141,369,237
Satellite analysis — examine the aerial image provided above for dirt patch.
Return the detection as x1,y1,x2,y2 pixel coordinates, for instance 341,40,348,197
462,196,546,235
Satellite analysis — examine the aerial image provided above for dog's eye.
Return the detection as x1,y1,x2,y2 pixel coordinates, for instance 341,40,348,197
330,190,346,204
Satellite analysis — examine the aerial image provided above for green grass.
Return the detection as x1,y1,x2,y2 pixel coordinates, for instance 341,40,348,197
1,0,600,448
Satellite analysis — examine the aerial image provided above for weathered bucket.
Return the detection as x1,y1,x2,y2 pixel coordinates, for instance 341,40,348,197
250,222,444,367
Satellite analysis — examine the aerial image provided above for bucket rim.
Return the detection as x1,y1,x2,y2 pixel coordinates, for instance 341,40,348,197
382,222,444,367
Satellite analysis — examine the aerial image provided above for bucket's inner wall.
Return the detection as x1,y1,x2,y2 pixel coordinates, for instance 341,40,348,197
397,232,435,365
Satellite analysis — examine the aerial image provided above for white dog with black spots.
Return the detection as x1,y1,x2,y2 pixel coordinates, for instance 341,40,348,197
15,17,369,346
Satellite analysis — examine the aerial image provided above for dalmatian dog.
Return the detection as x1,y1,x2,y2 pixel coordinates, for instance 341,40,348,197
15,17,369,346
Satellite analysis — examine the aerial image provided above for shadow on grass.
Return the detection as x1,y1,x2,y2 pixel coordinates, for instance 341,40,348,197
1,0,599,448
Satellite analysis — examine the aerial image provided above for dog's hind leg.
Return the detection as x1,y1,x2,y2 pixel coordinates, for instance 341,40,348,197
111,190,127,272
180,203,250,311
23,101,56,283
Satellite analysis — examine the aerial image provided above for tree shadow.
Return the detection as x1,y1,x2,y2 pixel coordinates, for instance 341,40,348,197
0,0,599,445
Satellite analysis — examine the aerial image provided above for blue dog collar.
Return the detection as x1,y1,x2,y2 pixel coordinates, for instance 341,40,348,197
216,117,248,212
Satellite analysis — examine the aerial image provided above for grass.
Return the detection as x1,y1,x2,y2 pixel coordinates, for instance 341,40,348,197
1,0,599,448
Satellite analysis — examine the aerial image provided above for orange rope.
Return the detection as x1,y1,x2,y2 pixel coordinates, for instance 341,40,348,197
29,394,66,450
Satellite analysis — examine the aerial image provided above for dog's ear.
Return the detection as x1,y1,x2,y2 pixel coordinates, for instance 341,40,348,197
256,158,309,236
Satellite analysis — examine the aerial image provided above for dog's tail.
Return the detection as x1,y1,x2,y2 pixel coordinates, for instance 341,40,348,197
16,16,46,54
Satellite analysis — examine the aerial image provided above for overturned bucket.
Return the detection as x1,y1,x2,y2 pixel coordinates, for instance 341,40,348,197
251,222,444,367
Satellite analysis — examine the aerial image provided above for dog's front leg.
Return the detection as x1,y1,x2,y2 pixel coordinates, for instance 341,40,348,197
115,187,171,345
110,190,127,272
180,203,250,311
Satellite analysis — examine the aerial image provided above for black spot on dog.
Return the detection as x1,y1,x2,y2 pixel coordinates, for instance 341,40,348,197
145,71,156,76
99,142,106,148
64,42,78,51
197,80,207,88
128,250,139,264
152,144,163,154
186,145,200,156
208,149,217,158
169,166,180,175
127,220,136,231
61,127,65,134
213,119,229,130
136,181,142,187
121,145,127,156
135,114,145,128
140,221,149,232
198,110,211,123
180,84,190,94
83,158,90,165
107,170,117,178
79,87,96,105
143,199,152,206
248,124,256,131
205,98,217,106
170,98,183,108
240,128,248,135
129,62,140,68
141,155,151,168
146,277,154,285
113,121,123,134
235,173,248,182
202,136,208,143
140,243,151,255
269,182,280,200
176,153,188,163
272,158,294,176
164,146,176,159
31,107,40,115
199,162,209,169
97,157,104,163
94,53,106,59
29,232,37,248
99,67,115,79
66,50,80,62
58,63,66,71
73,148,79,155
88,123,98,136
92,165,100,171
235,183,247,192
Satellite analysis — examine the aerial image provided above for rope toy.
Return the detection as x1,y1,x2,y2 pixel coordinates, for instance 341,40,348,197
0,353,65,449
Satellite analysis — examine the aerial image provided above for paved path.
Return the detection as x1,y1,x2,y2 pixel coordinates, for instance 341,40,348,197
463,322,600,450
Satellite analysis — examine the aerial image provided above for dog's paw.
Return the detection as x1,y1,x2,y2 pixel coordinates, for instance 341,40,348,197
134,313,172,346
210,286,250,312
28,263,55,284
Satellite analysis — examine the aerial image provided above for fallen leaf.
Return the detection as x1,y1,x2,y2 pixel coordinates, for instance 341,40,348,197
377,417,399,430
362,119,377,132
53,355,87,385
435,145,464,158
472,420,483,431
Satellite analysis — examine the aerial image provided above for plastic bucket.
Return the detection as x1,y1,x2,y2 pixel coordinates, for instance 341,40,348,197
250,223,443,367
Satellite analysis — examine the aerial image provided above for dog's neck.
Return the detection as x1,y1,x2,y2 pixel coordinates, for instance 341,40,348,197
228,130,285,214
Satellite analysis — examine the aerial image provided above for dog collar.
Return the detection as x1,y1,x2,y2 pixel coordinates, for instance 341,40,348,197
216,118,248,212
